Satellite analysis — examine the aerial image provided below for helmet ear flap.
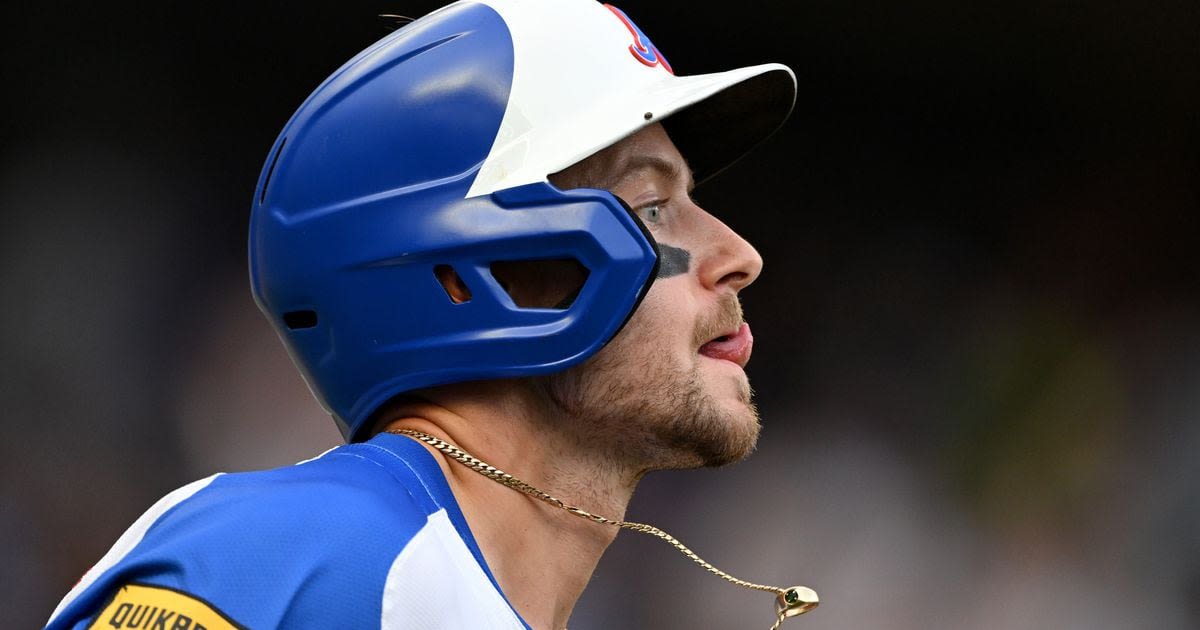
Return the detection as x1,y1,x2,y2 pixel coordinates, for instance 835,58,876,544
268,179,661,442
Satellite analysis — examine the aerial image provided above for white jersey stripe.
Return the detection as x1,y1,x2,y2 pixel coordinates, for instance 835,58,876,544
381,509,525,630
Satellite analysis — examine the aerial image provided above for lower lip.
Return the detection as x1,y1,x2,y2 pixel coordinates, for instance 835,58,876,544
698,322,753,368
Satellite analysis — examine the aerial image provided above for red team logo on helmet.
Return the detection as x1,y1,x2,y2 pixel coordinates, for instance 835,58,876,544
604,4,674,74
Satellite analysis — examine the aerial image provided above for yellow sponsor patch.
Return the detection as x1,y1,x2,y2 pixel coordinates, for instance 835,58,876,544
88,583,242,630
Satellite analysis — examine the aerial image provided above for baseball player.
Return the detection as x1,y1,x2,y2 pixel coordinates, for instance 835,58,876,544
45,0,816,628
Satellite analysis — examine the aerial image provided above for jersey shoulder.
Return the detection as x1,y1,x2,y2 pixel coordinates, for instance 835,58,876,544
46,434,483,629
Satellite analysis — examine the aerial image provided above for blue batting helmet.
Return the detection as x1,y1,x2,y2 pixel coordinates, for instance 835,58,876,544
249,0,796,441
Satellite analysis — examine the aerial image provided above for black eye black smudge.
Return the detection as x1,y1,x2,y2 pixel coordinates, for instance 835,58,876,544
656,244,691,278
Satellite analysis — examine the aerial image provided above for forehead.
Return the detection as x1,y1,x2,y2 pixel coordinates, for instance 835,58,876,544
549,123,695,193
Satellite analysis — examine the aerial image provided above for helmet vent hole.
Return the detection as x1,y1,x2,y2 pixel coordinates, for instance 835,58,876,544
283,309,318,330
434,264,473,304
490,259,589,310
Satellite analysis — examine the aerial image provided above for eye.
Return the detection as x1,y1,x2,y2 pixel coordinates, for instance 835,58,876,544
636,202,664,224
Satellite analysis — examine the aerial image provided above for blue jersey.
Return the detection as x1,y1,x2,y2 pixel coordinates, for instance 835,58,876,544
45,433,531,630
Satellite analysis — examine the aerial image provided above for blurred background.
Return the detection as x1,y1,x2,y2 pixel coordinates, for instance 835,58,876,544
3,1,1197,628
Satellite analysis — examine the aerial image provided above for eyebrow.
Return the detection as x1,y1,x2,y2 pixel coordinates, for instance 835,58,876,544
595,154,695,195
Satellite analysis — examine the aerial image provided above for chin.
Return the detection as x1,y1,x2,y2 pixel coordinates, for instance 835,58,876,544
540,331,762,470
681,360,760,466
700,398,762,467
648,379,762,470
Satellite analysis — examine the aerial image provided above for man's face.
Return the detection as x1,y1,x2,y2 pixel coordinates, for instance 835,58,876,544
540,123,765,471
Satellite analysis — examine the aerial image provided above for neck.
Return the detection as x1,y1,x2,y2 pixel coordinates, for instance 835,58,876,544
377,386,641,630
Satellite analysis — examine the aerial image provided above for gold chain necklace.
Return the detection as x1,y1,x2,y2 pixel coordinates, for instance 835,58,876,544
389,428,818,629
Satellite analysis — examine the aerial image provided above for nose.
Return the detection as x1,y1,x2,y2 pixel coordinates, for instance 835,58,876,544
694,209,764,294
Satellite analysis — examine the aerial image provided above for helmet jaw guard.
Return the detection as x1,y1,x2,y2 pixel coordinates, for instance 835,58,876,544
254,177,657,442
250,0,796,441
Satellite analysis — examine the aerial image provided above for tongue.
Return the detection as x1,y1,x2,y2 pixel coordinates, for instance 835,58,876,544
698,322,753,366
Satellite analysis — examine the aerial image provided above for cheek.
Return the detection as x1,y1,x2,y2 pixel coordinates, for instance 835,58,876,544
620,280,696,353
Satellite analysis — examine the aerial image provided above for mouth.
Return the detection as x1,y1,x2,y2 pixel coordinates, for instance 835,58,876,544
698,322,754,368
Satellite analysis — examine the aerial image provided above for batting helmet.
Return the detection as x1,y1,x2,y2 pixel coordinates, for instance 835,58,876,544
249,0,796,441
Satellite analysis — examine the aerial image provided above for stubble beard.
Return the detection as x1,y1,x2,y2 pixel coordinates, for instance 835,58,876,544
539,313,761,472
